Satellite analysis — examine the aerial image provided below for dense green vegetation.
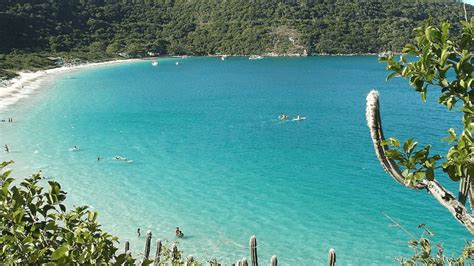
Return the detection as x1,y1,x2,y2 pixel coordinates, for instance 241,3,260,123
0,161,131,264
0,0,470,56
0,161,216,265
0,0,471,78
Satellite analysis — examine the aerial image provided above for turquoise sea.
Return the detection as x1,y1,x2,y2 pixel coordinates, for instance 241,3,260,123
0,57,470,264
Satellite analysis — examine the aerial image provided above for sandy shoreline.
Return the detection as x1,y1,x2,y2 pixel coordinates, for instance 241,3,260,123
0,58,142,110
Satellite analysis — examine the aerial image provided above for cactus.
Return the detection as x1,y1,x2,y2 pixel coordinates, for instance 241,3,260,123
366,90,474,234
144,230,152,259
187,255,194,265
125,241,130,253
249,236,258,266
153,239,162,266
171,243,179,261
328,248,336,266
270,255,277,266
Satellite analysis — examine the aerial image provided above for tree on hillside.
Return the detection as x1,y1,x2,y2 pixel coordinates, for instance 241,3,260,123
366,18,473,260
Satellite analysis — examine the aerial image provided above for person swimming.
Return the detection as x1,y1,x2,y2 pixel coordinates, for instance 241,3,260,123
278,113,289,121
175,227,184,238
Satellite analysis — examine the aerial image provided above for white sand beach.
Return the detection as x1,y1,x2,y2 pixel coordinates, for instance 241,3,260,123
0,59,141,110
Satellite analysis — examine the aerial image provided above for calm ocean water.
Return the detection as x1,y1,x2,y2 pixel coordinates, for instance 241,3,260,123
0,57,469,264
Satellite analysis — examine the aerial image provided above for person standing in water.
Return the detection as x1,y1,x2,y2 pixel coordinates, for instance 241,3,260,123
175,227,183,237
137,228,141,237
4,144,9,153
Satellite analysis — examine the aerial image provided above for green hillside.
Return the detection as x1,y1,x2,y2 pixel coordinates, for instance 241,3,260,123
0,0,471,77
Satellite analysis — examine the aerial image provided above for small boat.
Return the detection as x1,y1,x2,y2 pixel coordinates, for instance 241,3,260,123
292,115,306,121
151,61,159,66
378,52,391,59
176,62,179,65
249,55,263,60
221,55,228,60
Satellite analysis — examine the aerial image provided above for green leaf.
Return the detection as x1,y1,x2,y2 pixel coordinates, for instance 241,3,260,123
426,168,434,181
88,211,97,223
48,181,61,195
142,259,153,266
402,43,418,55
114,253,127,265
446,97,455,110
414,171,425,180
403,139,417,154
440,49,449,66
386,71,399,81
420,90,426,102
425,26,441,44
51,243,69,261
385,149,403,160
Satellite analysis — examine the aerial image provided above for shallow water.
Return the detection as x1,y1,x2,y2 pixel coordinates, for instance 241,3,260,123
0,56,470,264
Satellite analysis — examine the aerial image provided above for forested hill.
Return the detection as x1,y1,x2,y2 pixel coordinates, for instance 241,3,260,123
0,0,471,57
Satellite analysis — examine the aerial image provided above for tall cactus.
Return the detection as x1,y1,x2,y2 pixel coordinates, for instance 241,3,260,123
171,243,179,261
144,230,152,259
125,241,130,253
153,239,162,266
327,248,336,266
187,255,195,266
366,90,474,234
270,255,277,266
249,235,258,266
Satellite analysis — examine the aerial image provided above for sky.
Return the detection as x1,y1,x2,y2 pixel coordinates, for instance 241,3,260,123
465,0,474,5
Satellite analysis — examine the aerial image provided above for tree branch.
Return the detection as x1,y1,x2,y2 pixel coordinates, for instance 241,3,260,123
366,90,474,235
365,90,425,189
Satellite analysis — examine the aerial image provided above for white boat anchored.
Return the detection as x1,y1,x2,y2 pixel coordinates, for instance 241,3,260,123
249,55,263,60
151,61,159,66
378,52,392,59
